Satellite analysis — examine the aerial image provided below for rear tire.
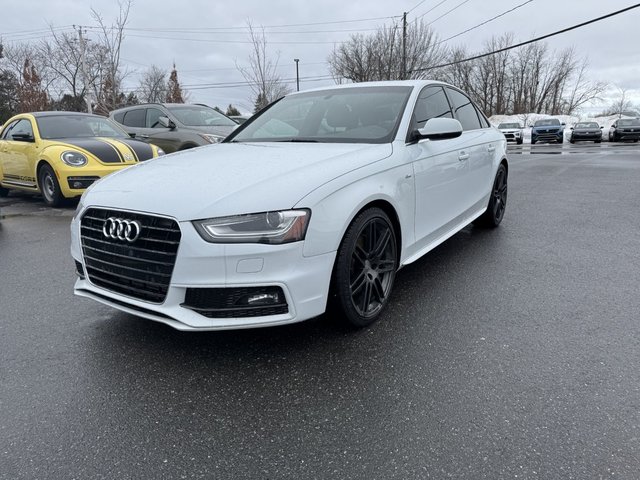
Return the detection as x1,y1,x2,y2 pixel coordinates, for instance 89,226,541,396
330,208,398,328
38,164,64,207
474,164,507,229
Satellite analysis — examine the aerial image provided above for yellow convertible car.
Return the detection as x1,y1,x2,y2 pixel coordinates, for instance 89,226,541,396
0,112,164,206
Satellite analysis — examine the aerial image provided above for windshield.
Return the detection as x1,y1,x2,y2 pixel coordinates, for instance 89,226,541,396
227,86,412,144
618,119,640,126
168,105,237,127
498,123,520,129
534,119,561,127
575,122,599,128
36,115,128,139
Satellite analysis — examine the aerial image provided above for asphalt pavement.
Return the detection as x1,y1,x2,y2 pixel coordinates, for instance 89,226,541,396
1,143,640,479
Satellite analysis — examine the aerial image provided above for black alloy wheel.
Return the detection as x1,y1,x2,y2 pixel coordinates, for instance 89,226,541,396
331,208,398,327
474,164,507,228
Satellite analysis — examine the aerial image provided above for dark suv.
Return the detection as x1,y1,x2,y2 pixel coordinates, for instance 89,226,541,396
531,118,564,144
110,103,238,153
609,118,640,142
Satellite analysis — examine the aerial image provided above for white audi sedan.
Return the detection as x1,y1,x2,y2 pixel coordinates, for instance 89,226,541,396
71,81,508,331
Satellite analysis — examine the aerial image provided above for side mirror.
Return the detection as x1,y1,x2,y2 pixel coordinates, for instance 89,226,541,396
12,133,34,142
158,116,175,129
128,132,136,139
600,126,604,129
570,127,574,130
414,118,463,141
561,123,566,126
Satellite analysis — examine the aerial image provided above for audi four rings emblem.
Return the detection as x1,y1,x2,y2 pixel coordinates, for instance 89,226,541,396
103,217,142,242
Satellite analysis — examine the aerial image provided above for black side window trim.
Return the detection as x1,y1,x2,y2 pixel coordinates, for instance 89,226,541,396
444,86,484,131
405,85,454,143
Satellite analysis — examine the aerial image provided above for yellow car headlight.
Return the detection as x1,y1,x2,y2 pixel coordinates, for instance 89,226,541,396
61,151,88,167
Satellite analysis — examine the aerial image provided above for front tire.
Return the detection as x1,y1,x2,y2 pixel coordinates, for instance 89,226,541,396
331,208,398,328
474,164,507,228
0,186,9,198
38,164,64,207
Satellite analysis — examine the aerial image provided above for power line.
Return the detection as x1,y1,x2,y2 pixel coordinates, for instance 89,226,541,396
407,0,428,14
411,3,640,73
424,0,473,26
434,0,535,46
414,0,451,21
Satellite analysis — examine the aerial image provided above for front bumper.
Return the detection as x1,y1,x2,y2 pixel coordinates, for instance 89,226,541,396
58,164,133,198
532,130,563,143
614,130,640,141
571,132,601,141
71,217,336,330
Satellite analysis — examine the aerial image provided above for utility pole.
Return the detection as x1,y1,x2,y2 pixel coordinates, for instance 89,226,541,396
402,12,407,80
294,59,300,92
77,26,92,114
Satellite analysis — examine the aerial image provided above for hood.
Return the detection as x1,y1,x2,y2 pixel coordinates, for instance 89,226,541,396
46,137,155,164
83,142,392,220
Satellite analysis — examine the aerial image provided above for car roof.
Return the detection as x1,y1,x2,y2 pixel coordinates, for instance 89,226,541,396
28,111,108,119
287,79,449,96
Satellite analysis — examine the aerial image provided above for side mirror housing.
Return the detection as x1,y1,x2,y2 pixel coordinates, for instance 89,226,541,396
12,133,35,142
158,116,175,129
414,118,463,141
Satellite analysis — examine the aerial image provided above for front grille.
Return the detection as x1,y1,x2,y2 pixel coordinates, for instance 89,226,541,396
182,286,289,318
80,208,181,303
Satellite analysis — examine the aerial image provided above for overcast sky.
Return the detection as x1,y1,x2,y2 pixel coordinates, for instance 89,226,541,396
2,0,639,114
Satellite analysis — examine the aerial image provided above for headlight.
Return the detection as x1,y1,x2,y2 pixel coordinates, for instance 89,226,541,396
193,209,310,244
199,133,224,144
61,151,88,167
156,147,166,156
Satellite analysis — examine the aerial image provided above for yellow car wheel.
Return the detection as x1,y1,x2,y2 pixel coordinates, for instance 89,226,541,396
38,164,64,207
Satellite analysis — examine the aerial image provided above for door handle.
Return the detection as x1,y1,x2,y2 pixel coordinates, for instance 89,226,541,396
458,151,470,161
487,145,496,153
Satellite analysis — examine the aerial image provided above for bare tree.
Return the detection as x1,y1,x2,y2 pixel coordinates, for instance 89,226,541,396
327,19,447,83
601,87,635,117
91,0,132,114
39,27,108,112
563,60,607,115
439,34,606,116
139,65,168,103
237,22,290,112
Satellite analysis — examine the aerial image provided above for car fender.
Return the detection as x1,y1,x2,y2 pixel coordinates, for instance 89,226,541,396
296,150,415,258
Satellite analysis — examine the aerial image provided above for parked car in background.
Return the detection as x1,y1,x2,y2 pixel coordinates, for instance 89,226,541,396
0,112,164,207
569,122,602,143
497,122,523,144
110,103,238,153
531,118,564,144
71,80,508,331
230,115,250,125
609,118,640,142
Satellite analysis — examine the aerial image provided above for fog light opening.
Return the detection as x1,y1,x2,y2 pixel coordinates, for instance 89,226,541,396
240,292,281,306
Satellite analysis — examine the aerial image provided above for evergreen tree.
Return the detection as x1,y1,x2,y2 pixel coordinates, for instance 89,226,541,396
226,104,241,116
166,63,185,103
